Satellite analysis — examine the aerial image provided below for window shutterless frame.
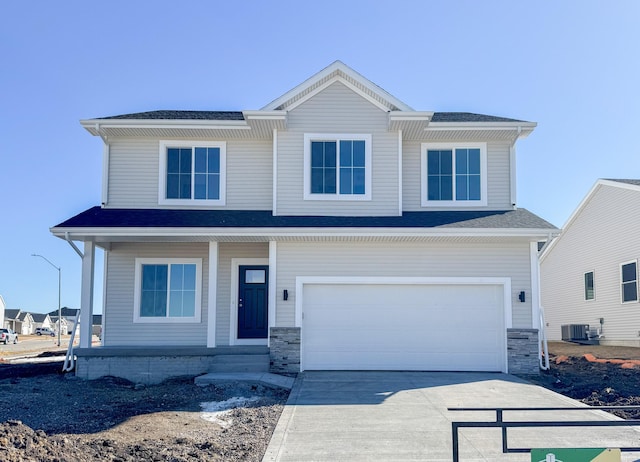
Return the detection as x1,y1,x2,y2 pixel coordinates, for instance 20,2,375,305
584,270,595,301
158,141,226,206
133,258,203,323
420,142,488,207
620,260,638,304
303,133,372,201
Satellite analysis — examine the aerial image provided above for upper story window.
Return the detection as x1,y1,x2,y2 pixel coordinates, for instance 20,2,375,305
621,261,638,303
584,271,595,301
303,134,372,201
159,141,226,205
134,258,202,323
421,143,487,207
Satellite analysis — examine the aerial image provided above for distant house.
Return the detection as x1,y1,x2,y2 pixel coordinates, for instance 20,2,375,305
48,307,79,334
92,315,103,337
0,295,5,329
16,312,35,335
3,308,20,331
541,179,640,346
30,313,52,332
50,316,69,336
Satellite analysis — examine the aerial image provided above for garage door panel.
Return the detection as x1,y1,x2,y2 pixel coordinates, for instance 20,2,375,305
302,283,505,371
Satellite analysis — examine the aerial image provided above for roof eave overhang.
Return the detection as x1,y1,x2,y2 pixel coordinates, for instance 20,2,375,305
426,121,537,139
52,226,559,241
80,112,287,139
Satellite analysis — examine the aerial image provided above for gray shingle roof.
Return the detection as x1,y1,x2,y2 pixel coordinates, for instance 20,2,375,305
431,112,526,123
90,110,525,124
55,207,557,230
5,309,20,319
31,313,49,323
605,179,640,186
98,110,245,120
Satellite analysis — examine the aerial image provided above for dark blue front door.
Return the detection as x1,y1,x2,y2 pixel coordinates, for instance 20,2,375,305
238,265,268,339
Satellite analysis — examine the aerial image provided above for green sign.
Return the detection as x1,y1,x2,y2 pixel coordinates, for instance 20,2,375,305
531,448,621,462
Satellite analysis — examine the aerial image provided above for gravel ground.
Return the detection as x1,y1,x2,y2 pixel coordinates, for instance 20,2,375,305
0,361,289,461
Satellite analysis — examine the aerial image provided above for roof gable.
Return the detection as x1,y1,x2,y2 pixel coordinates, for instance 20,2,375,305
261,61,413,112
540,178,640,261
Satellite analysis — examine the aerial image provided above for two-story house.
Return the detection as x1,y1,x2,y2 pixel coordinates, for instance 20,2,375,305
52,61,558,383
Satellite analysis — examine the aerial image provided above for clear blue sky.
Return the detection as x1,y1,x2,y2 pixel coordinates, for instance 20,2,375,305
1,1,638,314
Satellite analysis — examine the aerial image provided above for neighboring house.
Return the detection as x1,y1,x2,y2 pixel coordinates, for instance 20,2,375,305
92,314,103,337
51,61,558,383
16,312,35,335
541,179,640,346
30,313,52,332
3,308,20,331
0,295,5,329
50,316,69,336
48,307,79,334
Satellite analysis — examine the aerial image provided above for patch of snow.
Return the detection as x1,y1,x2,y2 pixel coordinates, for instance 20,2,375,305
200,396,260,428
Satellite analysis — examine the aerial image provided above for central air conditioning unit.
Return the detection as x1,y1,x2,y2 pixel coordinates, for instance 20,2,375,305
561,324,599,345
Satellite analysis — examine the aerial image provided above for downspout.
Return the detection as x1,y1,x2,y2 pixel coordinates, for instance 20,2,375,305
509,126,522,209
96,123,109,207
537,233,556,371
62,233,84,372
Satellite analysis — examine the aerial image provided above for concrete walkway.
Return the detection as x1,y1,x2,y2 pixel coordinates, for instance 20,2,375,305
263,371,640,462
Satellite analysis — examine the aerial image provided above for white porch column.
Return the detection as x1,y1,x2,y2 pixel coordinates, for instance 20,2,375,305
207,242,218,348
268,241,277,346
79,241,95,348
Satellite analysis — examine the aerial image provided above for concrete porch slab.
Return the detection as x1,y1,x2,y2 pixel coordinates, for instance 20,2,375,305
195,372,295,390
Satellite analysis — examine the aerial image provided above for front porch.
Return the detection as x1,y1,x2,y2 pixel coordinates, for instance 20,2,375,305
74,345,270,384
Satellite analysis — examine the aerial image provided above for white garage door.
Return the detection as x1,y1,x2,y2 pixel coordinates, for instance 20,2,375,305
302,282,506,372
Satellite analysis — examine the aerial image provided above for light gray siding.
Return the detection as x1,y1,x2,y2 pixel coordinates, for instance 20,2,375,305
541,184,640,344
402,141,513,211
276,82,399,216
215,242,269,345
275,240,533,328
107,138,272,210
103,242,209,346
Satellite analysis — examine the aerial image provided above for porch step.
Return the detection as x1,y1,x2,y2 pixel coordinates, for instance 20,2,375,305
208,353,270,373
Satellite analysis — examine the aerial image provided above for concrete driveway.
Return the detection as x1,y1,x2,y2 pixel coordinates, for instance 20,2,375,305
263,371,640,462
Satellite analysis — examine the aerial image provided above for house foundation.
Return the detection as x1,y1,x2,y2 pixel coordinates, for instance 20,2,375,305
507,328,540,375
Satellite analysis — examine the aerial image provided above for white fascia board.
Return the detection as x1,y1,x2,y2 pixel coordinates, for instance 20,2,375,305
52,226,559,240
388,111,434,121
80,118,250,136
427,121,537,138
242,110,287,121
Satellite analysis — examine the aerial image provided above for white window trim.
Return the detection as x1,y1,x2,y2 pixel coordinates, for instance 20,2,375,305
420,142,488,207
584,270,595,302
303,133,372,201
620,260,638,304
133,258,203,323
158,140,226,206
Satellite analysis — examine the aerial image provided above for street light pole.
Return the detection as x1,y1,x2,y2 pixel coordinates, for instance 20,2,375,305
31,254,62,347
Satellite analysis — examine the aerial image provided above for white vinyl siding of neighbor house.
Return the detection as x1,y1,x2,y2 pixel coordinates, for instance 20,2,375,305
215,242,269,346
106,138,272,210
402,141,513,211
541,184,640,344
103,242,209,346
276,82,399,216
273,240,533,328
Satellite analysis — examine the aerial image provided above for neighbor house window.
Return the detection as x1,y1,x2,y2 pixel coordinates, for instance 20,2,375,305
621,261,638,303
134,258,202,323
304,134,372,200
159,141,226,205
421,143,487,206
584,271,595,301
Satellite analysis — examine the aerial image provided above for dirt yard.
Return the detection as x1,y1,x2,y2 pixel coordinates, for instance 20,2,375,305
2,342,640,461
529,341,640,419
0,359,288,461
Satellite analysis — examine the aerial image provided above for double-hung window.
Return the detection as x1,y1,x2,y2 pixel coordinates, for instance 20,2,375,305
304,134,372,200
134,258,202,323
621,261,638,303
584,271,595,301
421,143,487,206
159,141,226,205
